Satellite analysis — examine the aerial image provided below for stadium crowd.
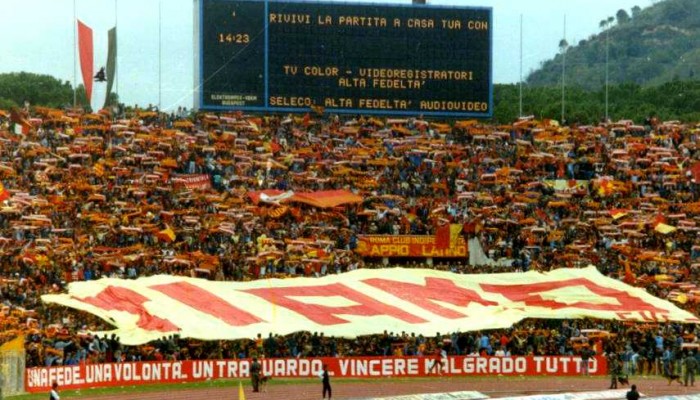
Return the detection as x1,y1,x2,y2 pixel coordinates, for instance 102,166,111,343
1,105,700,374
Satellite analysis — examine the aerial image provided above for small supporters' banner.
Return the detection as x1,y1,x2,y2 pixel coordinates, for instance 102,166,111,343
356,235,467,258
41,267,699,345
25,355,607,393
172,174,211,190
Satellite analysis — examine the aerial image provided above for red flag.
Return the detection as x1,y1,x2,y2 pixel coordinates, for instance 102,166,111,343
0,181,10,202
691,163,700,183
652,213,667,228
609,209,629,220
435,224,450,249
77,20,94,103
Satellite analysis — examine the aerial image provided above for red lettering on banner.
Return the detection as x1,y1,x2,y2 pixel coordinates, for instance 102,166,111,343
245,283,426,325
638,310,672,322
149,282,263,326
616,311,636,321
363,278,497,319
76,286,178,332
480,278,668,314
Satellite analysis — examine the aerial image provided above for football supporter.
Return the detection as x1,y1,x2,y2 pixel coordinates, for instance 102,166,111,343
0,107,699,371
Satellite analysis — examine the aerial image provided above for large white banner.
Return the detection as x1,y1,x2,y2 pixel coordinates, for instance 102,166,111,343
42,267,699,345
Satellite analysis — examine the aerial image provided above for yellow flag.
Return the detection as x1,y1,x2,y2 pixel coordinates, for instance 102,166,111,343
93,161,106,177
654,223,677,235
238,381,246,400
156,226,176,243
449,223,463,248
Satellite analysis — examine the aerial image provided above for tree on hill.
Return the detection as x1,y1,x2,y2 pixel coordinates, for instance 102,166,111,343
631,5,642,18
527,0,700,88
0,72,119,112
0,72,73,108
616,9,630,24
558,39,569,53
491,80,700,124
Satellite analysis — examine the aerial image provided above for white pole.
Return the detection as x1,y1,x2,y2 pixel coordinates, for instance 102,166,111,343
193,0,198,111
605,26,609,122
115,0,118,101
73,0,77,108
519,14,523,118
561,15,566,125
159,0,162,112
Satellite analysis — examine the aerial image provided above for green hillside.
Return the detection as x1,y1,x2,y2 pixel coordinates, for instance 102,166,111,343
526,0,700,88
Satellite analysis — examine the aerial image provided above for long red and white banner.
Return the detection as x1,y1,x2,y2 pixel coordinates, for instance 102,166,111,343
42,267,699,345
25,355,607,392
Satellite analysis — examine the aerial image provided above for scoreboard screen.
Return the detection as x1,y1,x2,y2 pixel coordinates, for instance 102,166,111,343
196,0,492,117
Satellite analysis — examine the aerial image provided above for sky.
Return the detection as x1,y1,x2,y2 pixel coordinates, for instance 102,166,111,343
1,0,655,111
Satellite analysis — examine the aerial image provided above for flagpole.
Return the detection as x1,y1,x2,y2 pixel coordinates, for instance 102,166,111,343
561,15,566,125
73,0,77,108
605,20,610,123
115,0,118,102
159,0,162,112
519,13,523,118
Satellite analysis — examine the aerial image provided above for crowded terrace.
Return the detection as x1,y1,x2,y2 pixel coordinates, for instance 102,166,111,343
1,107,700,371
